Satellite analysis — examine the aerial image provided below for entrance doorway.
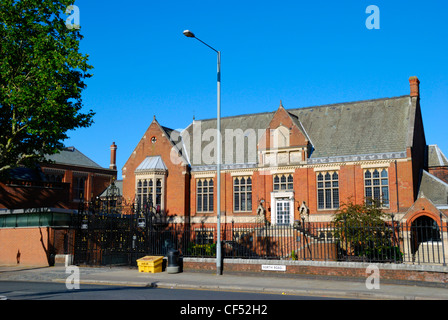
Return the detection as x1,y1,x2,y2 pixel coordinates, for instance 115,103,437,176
276,200,291,226
412,215,441,243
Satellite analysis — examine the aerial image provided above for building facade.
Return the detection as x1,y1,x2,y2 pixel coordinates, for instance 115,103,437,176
0,145,117,266
0,145,117,210
41,145,118,209
122,77,448,230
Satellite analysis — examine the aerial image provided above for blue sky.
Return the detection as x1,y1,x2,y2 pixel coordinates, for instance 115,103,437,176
65,0,448,177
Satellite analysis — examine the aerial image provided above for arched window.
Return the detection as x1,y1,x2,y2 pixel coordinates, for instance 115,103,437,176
197,178,214,212
364,168,389,208
233,176,253,212
273,174,293,191
317,171,339,209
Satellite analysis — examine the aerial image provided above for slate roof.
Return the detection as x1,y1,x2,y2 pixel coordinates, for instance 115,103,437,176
427,145,448,167
288,96,411,158
45,147,103,169
182,95,414,167
418,170,448,205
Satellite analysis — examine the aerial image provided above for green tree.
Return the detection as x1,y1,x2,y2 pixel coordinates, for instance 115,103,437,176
0,0,94,176
333,201,401,261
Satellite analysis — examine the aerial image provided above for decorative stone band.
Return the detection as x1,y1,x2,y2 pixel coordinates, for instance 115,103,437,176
307,151,407,165
190,151,407,172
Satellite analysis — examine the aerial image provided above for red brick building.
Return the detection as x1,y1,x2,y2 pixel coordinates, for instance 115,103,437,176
41,145,118,209
0,145,117,266
122,77,448,230
0,145,118,210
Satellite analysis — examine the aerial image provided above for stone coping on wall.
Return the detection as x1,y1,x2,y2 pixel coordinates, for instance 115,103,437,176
182,257,448,285
184,257,448,271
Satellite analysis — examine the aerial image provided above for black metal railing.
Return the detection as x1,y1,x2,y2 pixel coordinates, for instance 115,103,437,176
71,207,447,266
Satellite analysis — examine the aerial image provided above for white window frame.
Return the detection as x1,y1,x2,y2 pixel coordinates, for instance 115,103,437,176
135,172,166,211
270,191,294,226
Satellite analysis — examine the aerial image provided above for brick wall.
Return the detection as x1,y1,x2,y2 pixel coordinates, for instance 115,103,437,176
0,227,73,266
182,258,448,285
429,167,448,184
41,163,116,209
122,119,190,218
188,156,417,227
0,228,53,266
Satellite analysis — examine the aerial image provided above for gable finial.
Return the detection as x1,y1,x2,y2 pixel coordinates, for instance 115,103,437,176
279,100,284,108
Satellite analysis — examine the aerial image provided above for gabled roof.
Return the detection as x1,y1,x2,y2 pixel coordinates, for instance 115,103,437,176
135,156,167,172
99,180,123,198
183,95,414,166
45,147,103,169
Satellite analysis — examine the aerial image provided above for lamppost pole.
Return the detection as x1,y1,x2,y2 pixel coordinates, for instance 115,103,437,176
183,30,222,275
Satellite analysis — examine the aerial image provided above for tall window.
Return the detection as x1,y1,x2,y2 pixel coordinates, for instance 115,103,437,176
197,178,214,212
156,178,162,207
317,171,339,209
74,176,85,201
364,168,389,208
136,177,165,210
273,174,293,191
233,176,252,212
137,179,152,208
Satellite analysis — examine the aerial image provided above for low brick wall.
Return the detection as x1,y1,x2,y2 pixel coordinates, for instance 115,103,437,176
0,228,51,266
182,258,448,285
0,227,72,267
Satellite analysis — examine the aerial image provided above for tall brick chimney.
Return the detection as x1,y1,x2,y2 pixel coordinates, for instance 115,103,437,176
409,76,420,97
110,142,117,170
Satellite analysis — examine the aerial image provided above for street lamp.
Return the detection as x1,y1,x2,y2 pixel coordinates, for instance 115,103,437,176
183,30,222,275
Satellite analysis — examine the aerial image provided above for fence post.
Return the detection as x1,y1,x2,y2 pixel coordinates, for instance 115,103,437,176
391,214,396,262
344,215,348,262
440,212,446,266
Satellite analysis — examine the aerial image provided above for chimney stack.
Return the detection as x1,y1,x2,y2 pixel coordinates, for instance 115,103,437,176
110,142,117,170
409,76,420,98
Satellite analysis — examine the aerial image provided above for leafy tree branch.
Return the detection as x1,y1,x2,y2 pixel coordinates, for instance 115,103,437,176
0,0,94,177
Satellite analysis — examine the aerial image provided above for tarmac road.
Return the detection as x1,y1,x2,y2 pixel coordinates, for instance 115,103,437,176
0,280,342,300
1,265,448,300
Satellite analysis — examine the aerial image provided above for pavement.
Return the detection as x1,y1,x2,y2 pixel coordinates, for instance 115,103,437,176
0,264,448,300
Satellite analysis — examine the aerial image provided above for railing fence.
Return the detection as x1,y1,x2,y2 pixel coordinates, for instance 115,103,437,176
72,211,448,266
